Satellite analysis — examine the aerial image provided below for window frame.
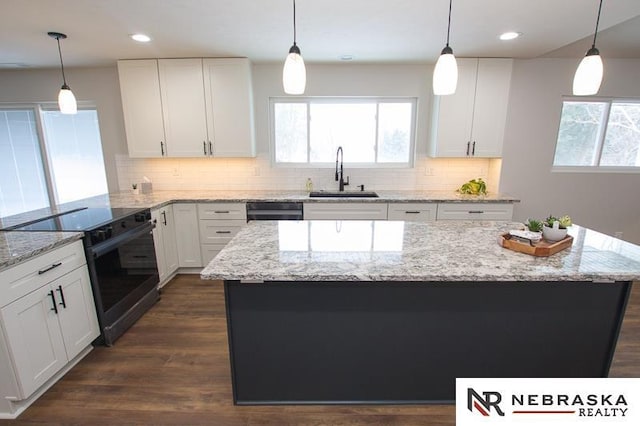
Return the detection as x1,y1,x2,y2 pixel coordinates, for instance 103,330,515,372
269,96,418,168
0,102,107,217
552,96,640,174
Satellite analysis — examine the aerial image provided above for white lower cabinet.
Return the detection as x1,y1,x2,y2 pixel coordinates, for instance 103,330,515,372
387,203,437,222
436,203,514,220
0,240,99,418
151,205,179,286
303,203,388,220
173,203,203,268
199,203,246,265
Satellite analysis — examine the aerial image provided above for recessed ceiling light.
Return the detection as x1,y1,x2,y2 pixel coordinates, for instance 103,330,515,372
499,32,521,41
130,34,151,43
340,55,354,61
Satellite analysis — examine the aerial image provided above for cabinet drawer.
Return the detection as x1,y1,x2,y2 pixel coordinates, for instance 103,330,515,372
199,221,243,244
0,240,86,308
198,203,247,220
200,243,227,266
387,203,437,222
303,203,388,220
436,203,513,221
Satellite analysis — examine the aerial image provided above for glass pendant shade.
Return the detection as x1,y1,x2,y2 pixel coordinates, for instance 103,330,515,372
283,47,306,95
58,85,77,114
433,48,458,95
572,48,603,96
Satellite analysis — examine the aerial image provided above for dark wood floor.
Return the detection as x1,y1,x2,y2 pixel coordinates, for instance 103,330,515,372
4,276,639,425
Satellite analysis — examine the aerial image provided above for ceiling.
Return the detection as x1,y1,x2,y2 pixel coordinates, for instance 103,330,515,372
1,0,640,70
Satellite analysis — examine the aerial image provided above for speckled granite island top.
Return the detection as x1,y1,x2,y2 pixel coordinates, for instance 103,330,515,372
201,220,640,282
0,231,84,272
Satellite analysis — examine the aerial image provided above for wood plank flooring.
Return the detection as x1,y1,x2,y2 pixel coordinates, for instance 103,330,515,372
4,276,639,425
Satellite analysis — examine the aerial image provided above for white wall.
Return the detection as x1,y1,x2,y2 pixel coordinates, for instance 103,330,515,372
0,67,128,193
500,58,640,244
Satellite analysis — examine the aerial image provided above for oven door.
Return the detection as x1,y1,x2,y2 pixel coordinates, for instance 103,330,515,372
87,221,159,344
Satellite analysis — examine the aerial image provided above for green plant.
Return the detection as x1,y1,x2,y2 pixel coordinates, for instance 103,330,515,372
525,219,543,232
545,215,572,229
132,183,138,190
457,178,487,195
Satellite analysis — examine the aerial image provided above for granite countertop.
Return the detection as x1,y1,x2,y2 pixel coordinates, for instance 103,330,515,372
201,220,640,283
0,190,519,230
0,231,84,272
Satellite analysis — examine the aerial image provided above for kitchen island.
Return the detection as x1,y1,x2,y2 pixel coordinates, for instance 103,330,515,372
206,220,640,404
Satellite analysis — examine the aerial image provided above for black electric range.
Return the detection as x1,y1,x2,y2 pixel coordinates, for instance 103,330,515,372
7,207,160,346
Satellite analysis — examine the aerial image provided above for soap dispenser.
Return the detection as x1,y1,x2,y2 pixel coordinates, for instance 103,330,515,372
305,178,313,192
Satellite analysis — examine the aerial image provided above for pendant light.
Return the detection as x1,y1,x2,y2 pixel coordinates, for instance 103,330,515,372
433,0,458,96
282,0,306,95
48,31,77,114
573,0,604,96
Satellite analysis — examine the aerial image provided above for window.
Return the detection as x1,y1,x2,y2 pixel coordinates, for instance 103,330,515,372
0,106,108,217
271,98,416,166
553,99,640,170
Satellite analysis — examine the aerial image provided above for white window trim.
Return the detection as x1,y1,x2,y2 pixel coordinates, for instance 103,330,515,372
552,96,640,172
269,96,418,169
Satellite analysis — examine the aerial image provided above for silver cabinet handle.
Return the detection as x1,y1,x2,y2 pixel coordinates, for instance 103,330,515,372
214,211,230,214
466,141,470,156
216,231,232,234
208,141,213,156
160,141,165,156
405,211,420,214
203,141,207,155
468,210,484,214
472,141,476,156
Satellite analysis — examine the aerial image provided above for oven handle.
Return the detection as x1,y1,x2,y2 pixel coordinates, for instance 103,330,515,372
89,221,156,259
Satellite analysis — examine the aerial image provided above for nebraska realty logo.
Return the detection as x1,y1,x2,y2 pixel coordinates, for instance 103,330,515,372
456,378,640,425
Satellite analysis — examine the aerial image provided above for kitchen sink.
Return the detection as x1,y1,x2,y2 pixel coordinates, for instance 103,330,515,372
309,191,379,198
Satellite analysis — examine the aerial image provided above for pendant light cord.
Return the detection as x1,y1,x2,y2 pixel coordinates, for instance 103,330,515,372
591,0,603,48
293,0,297,46
55,36,68,86
445,0,452,47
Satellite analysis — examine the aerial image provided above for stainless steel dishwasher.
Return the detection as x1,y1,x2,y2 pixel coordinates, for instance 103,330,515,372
246,202,303,221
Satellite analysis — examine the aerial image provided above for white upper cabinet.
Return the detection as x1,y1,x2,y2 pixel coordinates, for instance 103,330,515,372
158,59,209,157
117,60,167,158
203,58,256,157
430,58,513,158
117,58,256,159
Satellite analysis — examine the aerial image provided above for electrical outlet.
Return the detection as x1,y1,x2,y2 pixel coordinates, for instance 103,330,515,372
172,167,180,176
425,168,434,176
253,167,261,176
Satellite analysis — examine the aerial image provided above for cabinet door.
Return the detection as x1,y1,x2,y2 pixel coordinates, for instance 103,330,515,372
158,59,209,157
0,286,67,399
429,58,478,157
150,209,168,284
173,203,203,268
117,60,166,158
203,58,256,157
55,267,100,360
162,205,179,275
471,59,513,157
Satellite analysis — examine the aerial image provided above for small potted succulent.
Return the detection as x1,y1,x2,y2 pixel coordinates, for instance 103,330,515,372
542,215,572,242
131,183,139,195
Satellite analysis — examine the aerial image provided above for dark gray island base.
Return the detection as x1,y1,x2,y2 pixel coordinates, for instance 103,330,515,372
224,280,631,404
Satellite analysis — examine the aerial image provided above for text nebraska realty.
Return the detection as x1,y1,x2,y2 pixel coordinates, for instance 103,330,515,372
471,388,629,417
512,393,628,417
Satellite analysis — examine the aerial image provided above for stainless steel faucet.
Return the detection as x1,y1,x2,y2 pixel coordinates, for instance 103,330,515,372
335,146,349,191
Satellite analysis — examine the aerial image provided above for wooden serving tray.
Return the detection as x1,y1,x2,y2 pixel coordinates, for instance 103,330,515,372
498,233,573,257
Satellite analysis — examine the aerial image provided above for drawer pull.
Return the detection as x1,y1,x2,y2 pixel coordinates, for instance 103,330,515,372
468,210,484,214
38,262,62,275
48,291,58,314
216,231,232,234
213,211,230,214
405,211,420,214
56,285,67,309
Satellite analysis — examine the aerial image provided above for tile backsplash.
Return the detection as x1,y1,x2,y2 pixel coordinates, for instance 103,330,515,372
115,154,500,193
